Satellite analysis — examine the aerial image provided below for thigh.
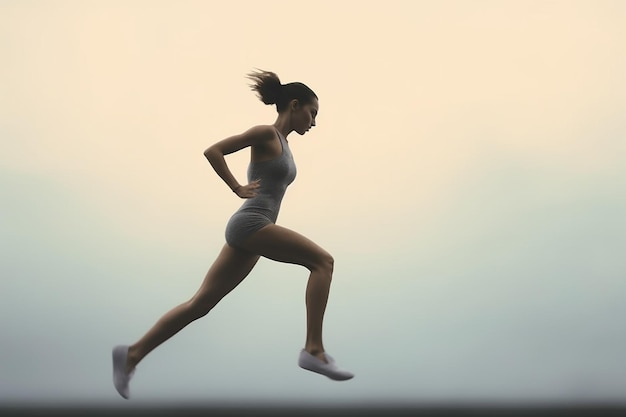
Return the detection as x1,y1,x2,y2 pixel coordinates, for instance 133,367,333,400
239,224,332,271
192,244,260,303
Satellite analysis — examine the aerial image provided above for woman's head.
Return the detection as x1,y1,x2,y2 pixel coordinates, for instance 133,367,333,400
247,69,318,135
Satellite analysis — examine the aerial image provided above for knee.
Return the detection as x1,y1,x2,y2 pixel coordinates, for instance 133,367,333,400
325,253,335,273
186,298,214,320
311,251,334,275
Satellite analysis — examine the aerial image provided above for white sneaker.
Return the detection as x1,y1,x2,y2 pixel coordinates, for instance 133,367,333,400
112,345,134,399
298,349,354,381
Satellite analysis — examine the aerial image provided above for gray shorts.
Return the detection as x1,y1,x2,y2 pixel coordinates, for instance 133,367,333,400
225,211,273,247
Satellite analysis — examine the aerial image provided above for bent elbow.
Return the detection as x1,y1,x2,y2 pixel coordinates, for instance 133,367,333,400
203,145,216,158
203,145,222,163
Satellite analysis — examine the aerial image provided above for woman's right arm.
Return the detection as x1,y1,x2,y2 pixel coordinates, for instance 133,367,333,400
204,125,275,197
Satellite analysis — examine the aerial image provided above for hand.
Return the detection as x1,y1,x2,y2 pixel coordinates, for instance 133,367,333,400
233,179,261,199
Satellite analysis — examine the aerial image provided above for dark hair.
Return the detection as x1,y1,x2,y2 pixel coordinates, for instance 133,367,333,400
246,69,317,112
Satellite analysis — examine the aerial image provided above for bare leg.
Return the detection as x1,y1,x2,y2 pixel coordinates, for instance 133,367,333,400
125,244,259,372
239,224,334,363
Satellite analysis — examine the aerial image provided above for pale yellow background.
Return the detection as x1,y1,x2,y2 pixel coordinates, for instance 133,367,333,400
2,0,625,405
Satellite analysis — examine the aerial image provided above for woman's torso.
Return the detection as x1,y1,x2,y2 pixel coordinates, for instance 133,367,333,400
236,129,297,222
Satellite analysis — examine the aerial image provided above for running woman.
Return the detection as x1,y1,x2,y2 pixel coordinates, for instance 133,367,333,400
112,70,354,399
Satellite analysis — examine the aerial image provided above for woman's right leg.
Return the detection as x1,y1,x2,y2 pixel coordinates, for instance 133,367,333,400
239,224,353,381
238,224,335,363
124,244,260,372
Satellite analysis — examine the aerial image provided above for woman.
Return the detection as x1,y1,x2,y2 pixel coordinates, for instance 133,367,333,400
112,70,354,399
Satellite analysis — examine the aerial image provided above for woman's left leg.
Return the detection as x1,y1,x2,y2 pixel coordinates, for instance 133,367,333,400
125,244,260,371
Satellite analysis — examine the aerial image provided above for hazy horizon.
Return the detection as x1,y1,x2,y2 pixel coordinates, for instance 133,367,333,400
2,0,625,405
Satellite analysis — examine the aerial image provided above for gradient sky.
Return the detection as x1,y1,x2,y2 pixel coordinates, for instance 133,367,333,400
1,0,625,406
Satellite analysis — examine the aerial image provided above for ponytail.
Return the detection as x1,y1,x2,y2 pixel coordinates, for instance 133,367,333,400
247,69,317,112
247,69,282,106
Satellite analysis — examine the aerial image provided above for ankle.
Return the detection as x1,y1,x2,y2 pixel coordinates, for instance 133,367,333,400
304,345,325,357
126,345,140,370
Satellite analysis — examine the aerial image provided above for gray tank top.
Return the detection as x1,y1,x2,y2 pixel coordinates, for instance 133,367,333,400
236,129,297,223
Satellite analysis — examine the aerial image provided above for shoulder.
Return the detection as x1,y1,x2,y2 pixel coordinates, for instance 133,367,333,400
242,125,280,153
243,125,277,142
208,125,277,156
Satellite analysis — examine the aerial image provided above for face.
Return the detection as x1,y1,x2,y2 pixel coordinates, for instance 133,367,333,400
290,98,319,135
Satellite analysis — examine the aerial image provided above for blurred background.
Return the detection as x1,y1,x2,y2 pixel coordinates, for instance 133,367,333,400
1,0,625,407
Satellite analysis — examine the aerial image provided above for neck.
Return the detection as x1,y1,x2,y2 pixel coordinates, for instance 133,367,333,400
273,113,293,140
